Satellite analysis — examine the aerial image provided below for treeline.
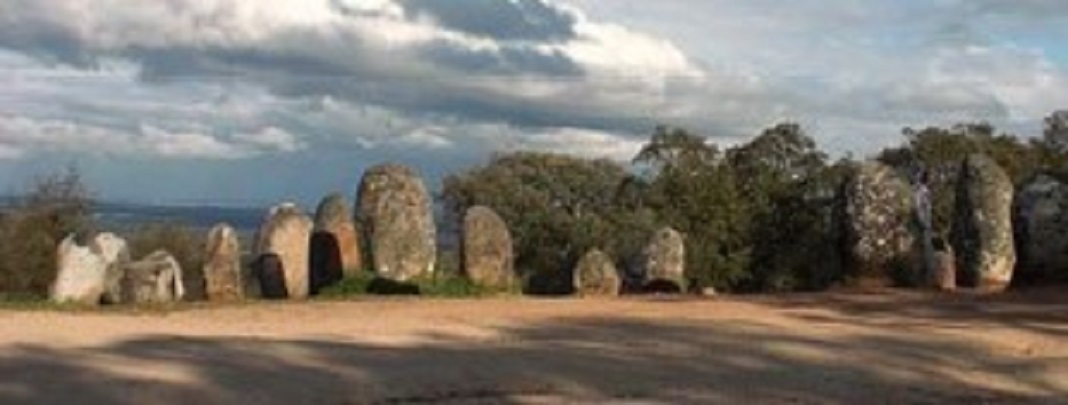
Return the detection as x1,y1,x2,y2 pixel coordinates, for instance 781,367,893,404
441,111,1068,293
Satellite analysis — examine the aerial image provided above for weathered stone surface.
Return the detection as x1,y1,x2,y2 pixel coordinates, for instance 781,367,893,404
643,227,686,290
461,206,515,288
928,238,956,291
952,154,1016,293
254,253,288,300
203,223,243,301
314,193,362,276
839,162,917,287
573,249,621,296
1014,175,1068,283
255,203,313,299
120,250,185,304
356,164,436,282
51,235,107,305
89,232,131,305
931,251,957,291
311,194,360,294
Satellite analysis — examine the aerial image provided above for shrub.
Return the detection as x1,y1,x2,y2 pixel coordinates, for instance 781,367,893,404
0,167,93,298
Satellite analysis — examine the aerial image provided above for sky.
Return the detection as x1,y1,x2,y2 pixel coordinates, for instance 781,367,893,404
1,0,1067,206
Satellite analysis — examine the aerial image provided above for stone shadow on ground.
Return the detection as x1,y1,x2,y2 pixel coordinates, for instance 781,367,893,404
1,295,1067,403
747,285,1068,339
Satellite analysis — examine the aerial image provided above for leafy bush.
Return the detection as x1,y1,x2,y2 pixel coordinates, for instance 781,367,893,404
0,167,93,299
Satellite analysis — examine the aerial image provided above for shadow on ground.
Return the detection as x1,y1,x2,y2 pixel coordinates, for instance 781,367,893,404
747,285,1068,339
1,289,1067,404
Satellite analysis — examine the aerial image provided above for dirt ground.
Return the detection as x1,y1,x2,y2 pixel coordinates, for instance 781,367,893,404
0,288,1066,404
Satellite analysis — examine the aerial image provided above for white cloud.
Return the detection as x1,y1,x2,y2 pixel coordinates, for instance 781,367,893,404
1,0,1068,203
232,126,305,153
507,127,645,161
0,115,305,160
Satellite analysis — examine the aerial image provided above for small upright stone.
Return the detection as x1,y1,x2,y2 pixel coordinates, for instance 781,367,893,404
839,162,917,287
203,223,243,301
461,206,515,289
356,164,436,282
929,238,957,292
51,235,107,305
952,154,1016,292
255,203,313,299
311,193,362,294
643,227,686,291
120,250,185,304
89,232,131,305
573,249,621,296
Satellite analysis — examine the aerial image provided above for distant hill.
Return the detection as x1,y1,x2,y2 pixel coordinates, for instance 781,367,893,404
91,201,265,234
0,196,264,234
1,197,459,249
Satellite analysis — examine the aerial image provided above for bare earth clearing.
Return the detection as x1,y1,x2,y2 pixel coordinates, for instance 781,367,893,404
1,289,1066,404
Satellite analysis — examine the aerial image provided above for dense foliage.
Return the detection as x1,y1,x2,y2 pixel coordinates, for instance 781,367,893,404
443,111,1068,293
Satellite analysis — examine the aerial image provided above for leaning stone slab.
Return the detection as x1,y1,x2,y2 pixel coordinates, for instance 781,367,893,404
120,250,186,304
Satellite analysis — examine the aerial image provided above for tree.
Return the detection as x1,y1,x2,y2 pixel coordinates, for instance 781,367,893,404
878,122,1038,235
0,167,94,297
727,123,841,292
440,151,653,294
634,126,751,290
1037,110,1068,177
1043,110,1068,152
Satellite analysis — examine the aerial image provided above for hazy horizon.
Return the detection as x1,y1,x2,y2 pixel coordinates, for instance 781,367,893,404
2,0,1067,205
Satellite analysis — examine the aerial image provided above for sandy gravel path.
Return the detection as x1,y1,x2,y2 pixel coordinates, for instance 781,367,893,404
1,289,1066,404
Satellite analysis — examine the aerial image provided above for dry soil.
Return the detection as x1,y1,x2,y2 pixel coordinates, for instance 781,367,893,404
1,288,1066,404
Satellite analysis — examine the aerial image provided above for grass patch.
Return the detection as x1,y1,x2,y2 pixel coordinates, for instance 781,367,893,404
0,293,56,311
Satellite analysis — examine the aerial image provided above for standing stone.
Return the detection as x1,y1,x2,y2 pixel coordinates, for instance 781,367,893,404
952,155,1016,292
51,235,107,305
839,162,917,287
311,193,361,293
89,232,131,305
120,250,185,304
573,249,621,296
356,164,436,282
1014,175,1068,283
203,223,243,301
643,227,686,291
255,203,313,299
929,237,957,291
461,206,515,288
